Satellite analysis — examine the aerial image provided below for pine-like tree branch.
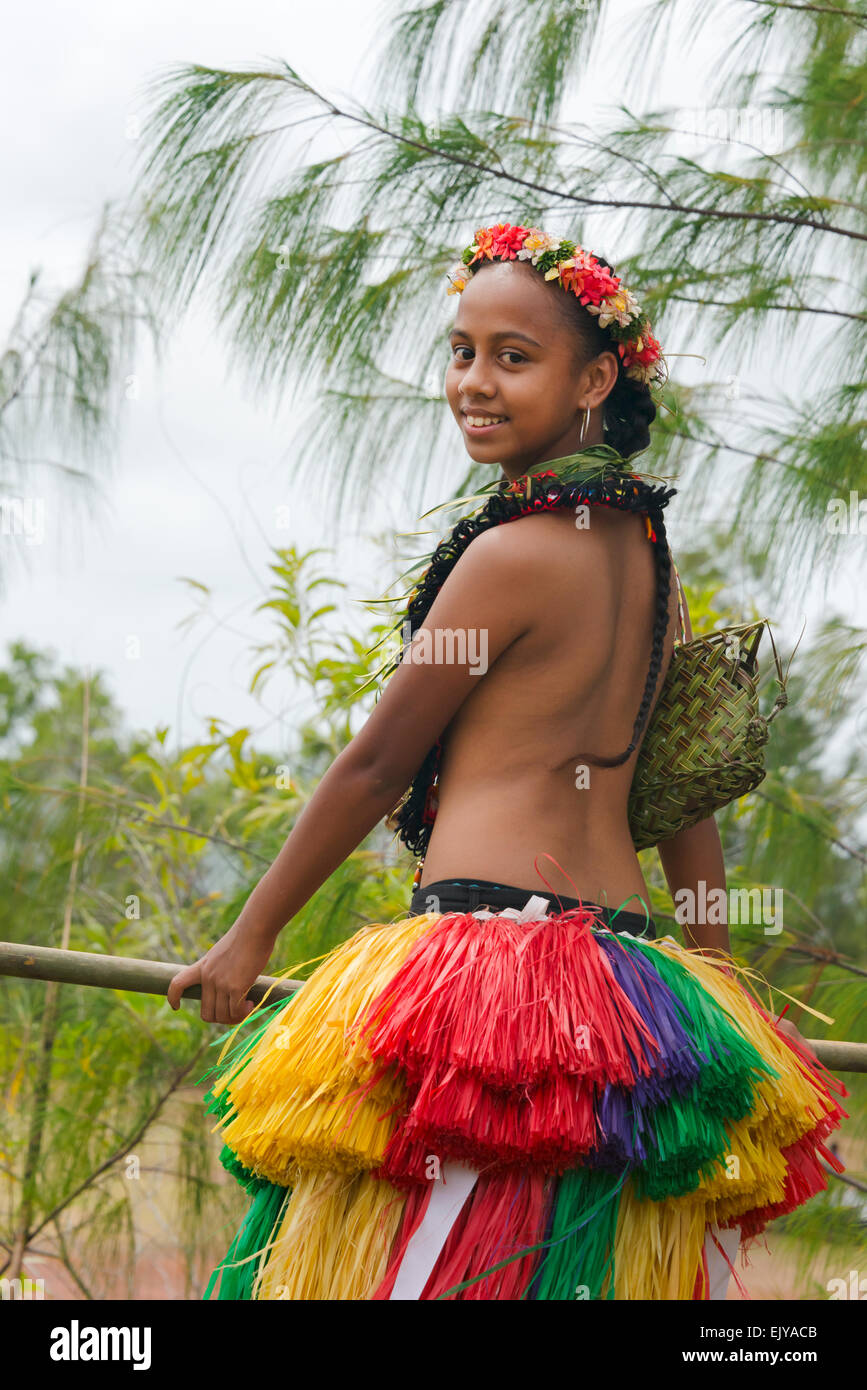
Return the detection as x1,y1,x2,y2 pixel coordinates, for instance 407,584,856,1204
740,0,867,23
309,85,867,241
669,294,866,321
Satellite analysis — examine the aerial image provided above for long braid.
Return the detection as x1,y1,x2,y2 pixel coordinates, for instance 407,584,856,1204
570,506,671,768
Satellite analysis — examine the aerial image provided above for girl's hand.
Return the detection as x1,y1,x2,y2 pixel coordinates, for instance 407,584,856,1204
166,919,276,1024
776,1016,820,1066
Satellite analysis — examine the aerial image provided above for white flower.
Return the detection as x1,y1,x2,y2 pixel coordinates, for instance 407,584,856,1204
626,357,666,386
625,361,654,384
516,230,561,265
586,288,642,329
446,261,474,295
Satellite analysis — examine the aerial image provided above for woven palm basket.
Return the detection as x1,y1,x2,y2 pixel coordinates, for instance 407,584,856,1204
628,620,788,851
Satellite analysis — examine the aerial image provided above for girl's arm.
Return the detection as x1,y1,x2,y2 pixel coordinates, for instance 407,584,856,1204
167,521,545,1023
657,814,730,955
656,564,731,955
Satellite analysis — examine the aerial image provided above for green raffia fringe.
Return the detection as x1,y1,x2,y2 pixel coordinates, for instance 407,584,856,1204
205,1180,290,1301
529,1168,623,1300
200,999,298,1297
200,994,299,1194
622,938,780,1201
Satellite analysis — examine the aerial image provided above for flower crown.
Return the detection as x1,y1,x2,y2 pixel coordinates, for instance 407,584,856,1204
446,223,666,388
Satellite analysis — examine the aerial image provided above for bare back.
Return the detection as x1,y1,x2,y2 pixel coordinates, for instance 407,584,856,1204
419,508,681,908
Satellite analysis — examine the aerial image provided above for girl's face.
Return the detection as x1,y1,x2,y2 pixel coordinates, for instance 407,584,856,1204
445,259,616,479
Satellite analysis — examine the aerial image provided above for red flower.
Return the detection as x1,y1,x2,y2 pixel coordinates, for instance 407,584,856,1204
618,331,662,369
489,223,530,260
560,255,620,308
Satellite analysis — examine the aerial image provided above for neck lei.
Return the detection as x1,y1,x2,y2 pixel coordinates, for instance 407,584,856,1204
378,445,678,874
505,444,635,486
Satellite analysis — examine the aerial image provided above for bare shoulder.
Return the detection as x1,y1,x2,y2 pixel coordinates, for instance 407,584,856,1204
484,506,645,574
444,512,582,585
442,514,552,582
446,510,648,619
465,508,606,565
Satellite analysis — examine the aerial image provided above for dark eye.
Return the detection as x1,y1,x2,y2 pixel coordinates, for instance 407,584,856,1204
451,346,526,364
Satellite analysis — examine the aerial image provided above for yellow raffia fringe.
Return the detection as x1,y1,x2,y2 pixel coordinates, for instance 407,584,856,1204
219,1075,398,1182
211,916,841,1267
599,940,840,1253
254,1165,407,1300
656,1113,789,1227
704,1150,789,1227
214,914,440,1182
650,940,838,1151
612,1176,708,1300
645,935,834,1026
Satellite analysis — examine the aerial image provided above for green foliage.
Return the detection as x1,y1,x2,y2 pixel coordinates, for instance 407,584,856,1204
0,544,412,1295
1,524,865,1296
118,1,866,564
0,209,161,598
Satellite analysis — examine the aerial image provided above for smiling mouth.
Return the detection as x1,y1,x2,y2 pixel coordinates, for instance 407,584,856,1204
463,414,509,431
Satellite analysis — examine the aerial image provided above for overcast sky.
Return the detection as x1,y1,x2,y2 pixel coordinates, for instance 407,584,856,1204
1,0,862,770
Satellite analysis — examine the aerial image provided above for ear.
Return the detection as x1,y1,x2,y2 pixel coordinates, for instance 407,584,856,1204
582,350,620,408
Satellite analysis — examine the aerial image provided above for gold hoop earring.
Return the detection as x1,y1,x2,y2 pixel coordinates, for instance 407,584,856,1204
578,405,591,445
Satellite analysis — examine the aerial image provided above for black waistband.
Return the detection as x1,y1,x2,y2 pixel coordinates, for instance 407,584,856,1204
409,877,655,939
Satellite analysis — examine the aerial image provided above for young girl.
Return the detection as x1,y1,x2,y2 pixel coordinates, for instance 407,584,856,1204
168,222,846,1301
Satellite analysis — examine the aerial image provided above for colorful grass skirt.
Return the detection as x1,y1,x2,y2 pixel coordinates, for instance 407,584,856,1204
200,897,848,1300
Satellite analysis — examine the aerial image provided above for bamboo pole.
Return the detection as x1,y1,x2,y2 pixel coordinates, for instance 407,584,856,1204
0,941,301,1003
2,939,867,1071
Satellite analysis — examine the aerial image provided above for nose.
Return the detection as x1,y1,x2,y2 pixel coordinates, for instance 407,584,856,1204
457,354,497,401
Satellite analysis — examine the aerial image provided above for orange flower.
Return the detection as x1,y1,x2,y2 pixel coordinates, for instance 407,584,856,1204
470,227,497,262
